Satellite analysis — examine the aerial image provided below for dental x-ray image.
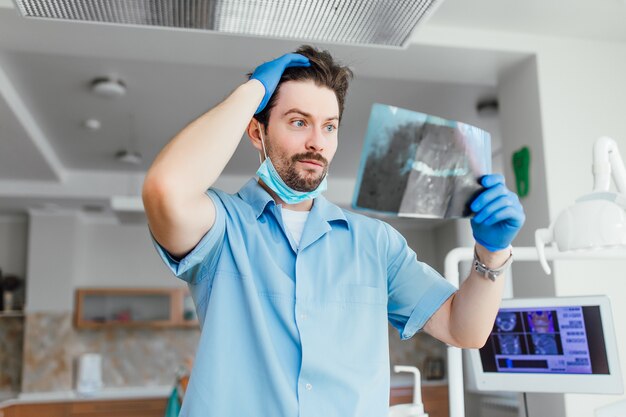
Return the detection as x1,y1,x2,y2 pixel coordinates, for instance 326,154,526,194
352,103,492,218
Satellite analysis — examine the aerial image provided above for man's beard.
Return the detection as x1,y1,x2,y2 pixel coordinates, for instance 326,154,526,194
266,143,329,192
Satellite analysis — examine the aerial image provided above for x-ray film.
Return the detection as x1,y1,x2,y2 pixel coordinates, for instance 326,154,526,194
352,103,492,218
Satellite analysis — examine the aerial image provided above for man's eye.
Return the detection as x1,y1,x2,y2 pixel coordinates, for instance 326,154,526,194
325,125,337,132
292,120,305,127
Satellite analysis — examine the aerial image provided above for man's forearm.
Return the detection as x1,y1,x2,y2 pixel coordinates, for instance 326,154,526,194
448,244,510,348
145,79,265,195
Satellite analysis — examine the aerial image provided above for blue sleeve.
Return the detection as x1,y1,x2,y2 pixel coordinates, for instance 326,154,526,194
149,189,226,285
385,223,458,340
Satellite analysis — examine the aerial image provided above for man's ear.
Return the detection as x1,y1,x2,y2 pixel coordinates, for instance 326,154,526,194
246,117,264,153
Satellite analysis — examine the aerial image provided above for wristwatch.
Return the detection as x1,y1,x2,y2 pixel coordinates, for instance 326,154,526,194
473,247,513,281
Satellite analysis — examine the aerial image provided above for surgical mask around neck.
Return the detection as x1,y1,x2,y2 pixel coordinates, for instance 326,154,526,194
255,121,327,205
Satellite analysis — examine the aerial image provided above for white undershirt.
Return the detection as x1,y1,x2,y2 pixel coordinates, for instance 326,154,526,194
281,208,310,247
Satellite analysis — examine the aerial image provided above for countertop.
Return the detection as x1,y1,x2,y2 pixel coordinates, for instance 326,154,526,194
390,374,448,388
1,376,446,407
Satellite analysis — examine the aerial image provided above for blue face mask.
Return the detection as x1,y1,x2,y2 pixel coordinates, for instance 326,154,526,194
255,122,328,205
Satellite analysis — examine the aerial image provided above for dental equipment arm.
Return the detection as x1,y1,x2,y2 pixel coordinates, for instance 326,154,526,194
594,136,626,194
535,137,626,274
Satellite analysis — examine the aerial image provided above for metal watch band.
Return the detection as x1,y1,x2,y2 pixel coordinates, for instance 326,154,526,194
473,248,513,281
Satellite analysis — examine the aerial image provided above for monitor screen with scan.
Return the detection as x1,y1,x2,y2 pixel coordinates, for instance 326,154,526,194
468,296,623,394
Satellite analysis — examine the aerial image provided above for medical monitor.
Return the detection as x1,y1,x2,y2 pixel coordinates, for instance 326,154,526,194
469,296,623,394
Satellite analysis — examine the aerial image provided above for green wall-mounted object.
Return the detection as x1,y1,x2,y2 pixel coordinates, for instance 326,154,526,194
512,146,530,198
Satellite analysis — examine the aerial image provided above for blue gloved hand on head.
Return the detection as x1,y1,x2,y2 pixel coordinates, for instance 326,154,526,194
470,174,526,252
251,53,311,114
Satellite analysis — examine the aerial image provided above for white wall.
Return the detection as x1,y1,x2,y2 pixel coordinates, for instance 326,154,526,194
25,210,79,312
537,40,626,417
0,213,27,278
72,218,179,288
498,56,556,298
23,211,180,313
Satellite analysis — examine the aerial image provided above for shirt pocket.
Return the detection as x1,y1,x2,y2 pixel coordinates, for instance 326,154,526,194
336,284,387,305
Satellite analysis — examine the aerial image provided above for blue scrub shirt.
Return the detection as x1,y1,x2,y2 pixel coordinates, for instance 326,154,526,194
150,178,457,417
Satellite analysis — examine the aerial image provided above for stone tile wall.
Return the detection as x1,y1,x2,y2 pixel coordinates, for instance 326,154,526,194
21,312,199,392
16,312,446,392
0,317,24,393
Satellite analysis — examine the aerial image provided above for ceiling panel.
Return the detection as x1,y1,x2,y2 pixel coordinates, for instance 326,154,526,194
0,80,59,180
1,50,505,180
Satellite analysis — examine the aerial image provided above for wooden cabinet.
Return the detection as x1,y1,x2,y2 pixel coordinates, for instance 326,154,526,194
390,384,449,417
0,402,66,417
0,398,167,417
0,398,168,417
74,288,198,329
69,398,168,417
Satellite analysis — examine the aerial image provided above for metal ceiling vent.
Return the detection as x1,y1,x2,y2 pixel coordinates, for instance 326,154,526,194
14,0,444,47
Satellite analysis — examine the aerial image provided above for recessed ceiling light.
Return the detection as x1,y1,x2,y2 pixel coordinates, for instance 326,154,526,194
83,118,101,131
91,77,127,98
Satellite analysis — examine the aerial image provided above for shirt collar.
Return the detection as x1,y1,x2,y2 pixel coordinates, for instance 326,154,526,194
237,178,349,229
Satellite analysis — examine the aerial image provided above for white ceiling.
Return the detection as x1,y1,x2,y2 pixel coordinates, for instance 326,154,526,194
430,0,626,43
0,0,624,217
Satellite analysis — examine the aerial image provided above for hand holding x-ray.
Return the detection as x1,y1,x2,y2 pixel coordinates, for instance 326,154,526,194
470,174,526,252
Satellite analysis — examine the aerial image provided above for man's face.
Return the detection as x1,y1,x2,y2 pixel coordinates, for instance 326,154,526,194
262,80,339,192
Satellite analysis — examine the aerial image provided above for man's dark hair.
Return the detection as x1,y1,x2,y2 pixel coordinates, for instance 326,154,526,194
248,45,353,130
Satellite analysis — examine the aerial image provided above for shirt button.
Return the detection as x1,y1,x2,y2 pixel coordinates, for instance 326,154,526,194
300,313,307,320
305,383,313,391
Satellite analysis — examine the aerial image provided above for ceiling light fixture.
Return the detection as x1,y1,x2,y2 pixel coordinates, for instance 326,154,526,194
91,77,127,98
83,118,101,131
14,0,445,47
115,150,143,165
115,114,143,165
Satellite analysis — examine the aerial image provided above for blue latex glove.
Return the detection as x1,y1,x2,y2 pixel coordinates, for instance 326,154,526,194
470,174,526,252
250,53,311,114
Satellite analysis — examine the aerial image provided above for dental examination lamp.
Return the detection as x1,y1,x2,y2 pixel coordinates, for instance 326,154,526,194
535,136,626,274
